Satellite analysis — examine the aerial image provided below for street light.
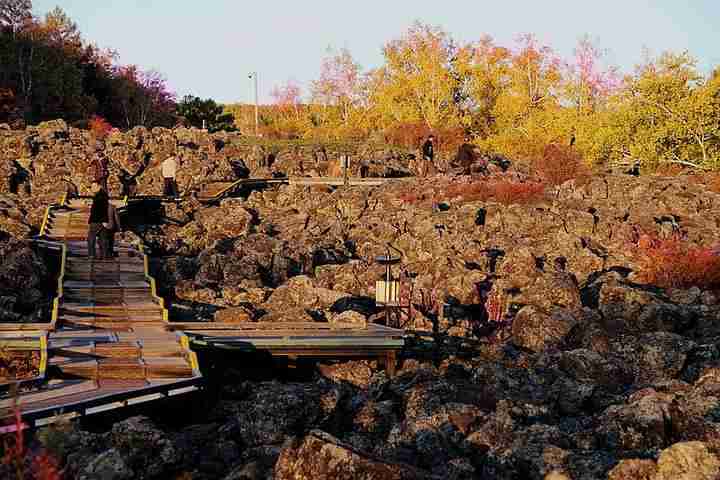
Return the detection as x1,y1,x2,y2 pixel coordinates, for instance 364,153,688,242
248,72,259,136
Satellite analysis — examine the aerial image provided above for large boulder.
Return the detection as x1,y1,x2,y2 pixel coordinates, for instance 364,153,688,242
511,306,578,352
655,441,720,480
195,199,254,245
274,430,434,480
109,416,180,479
610,332,695,385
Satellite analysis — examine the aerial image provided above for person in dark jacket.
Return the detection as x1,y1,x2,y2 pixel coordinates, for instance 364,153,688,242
87,182,109,259
422,135,435,163
418,135,435,177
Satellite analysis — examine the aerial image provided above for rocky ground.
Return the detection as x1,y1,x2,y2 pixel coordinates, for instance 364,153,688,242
2,122,720,478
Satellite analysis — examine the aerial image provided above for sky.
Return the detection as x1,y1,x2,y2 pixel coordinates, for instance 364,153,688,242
33,1,720,104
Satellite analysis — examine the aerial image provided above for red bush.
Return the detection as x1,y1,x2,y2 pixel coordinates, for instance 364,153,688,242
533,144,588,186
635,234,720,290
436,179,545,205
88,115,112,139
490,180,546,205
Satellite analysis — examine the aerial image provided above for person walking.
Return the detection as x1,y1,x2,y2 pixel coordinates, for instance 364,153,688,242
161,154,178,197
87,182,109,260
102,201,122,258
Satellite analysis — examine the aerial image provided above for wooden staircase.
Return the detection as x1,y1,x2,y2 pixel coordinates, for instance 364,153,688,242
1,199,200,417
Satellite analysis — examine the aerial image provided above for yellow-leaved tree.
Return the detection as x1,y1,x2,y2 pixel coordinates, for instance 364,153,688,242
593,51,720,170
369,22,466,131
476,34,565,162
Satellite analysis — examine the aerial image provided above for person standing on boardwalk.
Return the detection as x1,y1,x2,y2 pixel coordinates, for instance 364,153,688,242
161,154,178,197
87,182,109,259
91,148,109,193
102,201,122,258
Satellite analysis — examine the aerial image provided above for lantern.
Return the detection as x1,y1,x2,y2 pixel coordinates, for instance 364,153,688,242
375,246,406,326
375,277,400,306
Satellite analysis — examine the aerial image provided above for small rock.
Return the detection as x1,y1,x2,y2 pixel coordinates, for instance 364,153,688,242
330,310,367,329
668,287,702,305
215,306,253,323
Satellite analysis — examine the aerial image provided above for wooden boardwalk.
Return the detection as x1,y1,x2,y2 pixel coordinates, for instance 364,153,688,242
196,176,390,202
0,194,405,428
0,198,201,426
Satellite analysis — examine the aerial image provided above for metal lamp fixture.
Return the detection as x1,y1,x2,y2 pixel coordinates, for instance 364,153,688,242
375,244,404,326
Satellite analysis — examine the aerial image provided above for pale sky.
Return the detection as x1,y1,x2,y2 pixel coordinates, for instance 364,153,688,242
34,1,720,104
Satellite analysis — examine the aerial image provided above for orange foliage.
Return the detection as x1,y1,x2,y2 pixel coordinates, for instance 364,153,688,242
533,144,588,186
88,115,112,139
635,234,720,290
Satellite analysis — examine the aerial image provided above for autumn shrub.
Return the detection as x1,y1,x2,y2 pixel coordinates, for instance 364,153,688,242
533,144,588,186
490,180,546,205
88,115,112,139
635,234,720,290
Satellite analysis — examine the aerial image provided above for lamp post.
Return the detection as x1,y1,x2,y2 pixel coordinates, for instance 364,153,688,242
248,71,259,136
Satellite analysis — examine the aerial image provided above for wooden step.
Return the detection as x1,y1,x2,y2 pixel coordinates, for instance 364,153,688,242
94,342,141,359
59,359,98,379
140,340,184,357
98,378,148,388
144,357,194,378
97,359,146,380
49,345,95,366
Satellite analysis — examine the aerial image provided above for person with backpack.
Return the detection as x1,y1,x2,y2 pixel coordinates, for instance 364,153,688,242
102,201,122,258
87,182,109,259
